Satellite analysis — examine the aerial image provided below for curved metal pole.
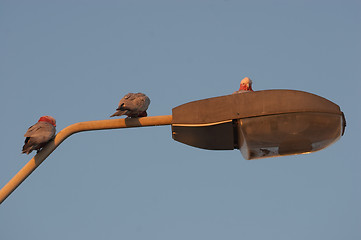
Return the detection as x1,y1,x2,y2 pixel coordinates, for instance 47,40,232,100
0,115,172,205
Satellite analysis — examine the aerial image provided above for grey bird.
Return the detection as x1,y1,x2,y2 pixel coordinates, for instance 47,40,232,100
22,116,56,155
110,93,151,118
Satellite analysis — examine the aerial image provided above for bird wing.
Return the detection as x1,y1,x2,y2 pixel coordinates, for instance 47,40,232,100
24,122,55,144
118,93,150,112
117,93,136,110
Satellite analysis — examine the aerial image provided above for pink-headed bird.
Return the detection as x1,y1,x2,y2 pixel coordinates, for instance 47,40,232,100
22,116,56,154
233,77,254,94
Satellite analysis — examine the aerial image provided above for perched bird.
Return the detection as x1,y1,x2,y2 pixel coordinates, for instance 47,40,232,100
22,116,56,155
110,92,151,118
233,77,254,94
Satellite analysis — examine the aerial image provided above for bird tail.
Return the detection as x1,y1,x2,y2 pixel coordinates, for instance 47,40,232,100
110,110,128,118
22,143,33,155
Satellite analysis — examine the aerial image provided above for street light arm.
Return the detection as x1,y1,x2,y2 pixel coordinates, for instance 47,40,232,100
0,115,172,205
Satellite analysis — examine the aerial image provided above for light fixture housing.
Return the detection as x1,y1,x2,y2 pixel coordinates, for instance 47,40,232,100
171,90,346,160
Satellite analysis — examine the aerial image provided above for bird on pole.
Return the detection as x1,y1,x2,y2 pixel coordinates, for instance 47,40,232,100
22,116,56,155
110,92,151,118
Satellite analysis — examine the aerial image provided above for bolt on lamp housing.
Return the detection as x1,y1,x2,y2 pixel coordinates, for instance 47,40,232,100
171,90,346,160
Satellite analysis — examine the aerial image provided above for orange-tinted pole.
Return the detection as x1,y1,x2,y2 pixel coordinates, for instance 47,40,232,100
0,115,172,205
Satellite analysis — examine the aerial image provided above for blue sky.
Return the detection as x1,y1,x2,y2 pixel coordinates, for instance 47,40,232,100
0,1,360,239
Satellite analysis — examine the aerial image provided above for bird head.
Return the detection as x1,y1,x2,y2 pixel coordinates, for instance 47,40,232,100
239,77,253,91
38,116,56,127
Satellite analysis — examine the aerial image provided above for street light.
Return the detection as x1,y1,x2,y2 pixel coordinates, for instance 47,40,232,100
172,89,345,159
0,89,345,204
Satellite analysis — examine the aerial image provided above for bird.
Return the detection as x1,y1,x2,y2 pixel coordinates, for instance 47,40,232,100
233,77,254,94
110,92,151,118
22,116,56,155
